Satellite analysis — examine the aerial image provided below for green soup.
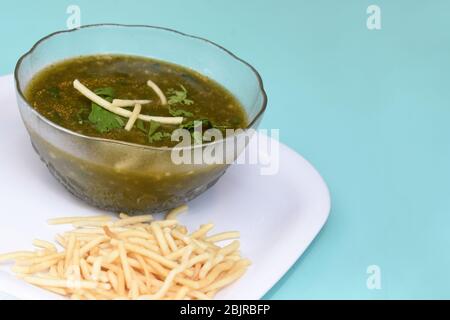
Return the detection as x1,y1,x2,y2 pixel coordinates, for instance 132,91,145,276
25,54,247,147
22,55,249,214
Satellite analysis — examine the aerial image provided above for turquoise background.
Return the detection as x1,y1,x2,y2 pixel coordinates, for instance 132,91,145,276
1,0,450,299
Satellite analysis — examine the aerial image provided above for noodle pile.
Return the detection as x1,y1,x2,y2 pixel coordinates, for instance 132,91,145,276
0,206,250,300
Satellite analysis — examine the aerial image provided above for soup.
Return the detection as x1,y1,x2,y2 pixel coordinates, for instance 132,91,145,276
25,54,248,147
21,55,250,214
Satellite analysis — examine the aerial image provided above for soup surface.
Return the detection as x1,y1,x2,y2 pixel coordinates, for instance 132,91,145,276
25,55,247,147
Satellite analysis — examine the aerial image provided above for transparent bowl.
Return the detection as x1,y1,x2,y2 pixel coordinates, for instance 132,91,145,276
14,24,267,214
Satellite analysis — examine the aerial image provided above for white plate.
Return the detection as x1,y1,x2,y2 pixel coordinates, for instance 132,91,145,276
0,74,331,300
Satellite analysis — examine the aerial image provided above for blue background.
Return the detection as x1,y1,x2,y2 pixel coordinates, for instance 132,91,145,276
1,0,450,299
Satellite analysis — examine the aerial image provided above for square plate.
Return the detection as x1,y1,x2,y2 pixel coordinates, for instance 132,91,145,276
0,74,330,300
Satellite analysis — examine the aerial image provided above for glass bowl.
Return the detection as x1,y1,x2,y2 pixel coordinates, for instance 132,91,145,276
14,24,267,214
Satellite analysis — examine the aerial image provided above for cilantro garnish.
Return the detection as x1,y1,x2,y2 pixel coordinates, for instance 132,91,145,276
167,85,194,106
169,106,193,118
136,119,147,133
178,119,214,144
85,87,125,133
148,121,160,137
180,119,213,131
148,132,172,143
94,87,115,98
115,116,125,126
182,119,233,131
178,119,233,144
147,121,171,143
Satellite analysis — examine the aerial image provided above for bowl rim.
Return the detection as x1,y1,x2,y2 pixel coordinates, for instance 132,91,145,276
14,23,268,151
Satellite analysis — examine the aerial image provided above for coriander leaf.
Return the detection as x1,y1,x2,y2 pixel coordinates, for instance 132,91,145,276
148,121,161,137
148,121,172,143
148,121,161,143
180,118,233,131
167,85,194,106
136,119,147,133
148,132,172,143
180,119,211,145
88,103,124,133
94,87,115,98
148,133,160,143
179,119,231,144
169,106,193,118
180,119,213,131
115,116,125,126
